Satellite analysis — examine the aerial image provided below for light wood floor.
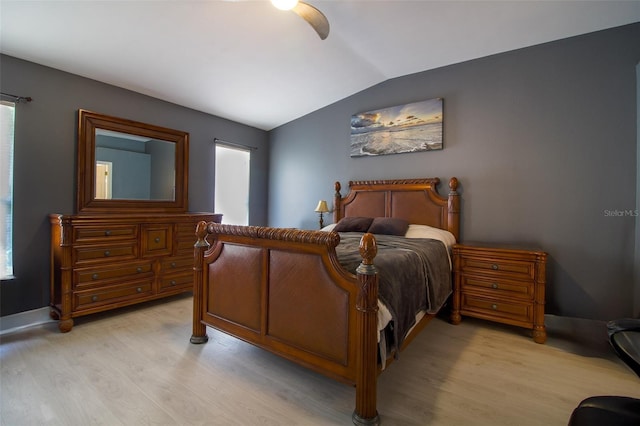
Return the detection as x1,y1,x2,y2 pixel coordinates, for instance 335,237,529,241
2,294,639,426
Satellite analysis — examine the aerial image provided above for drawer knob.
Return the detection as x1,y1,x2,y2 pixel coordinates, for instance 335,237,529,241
105,230,111,236
136,267,143,273
491,264,499,270
491,304,498,310
170,262,176,268
136,287,143,293
170,280,177,286
92,295,99,302
104,250,111,257
491,283,498,289
154,237,161,243
92,273,99,280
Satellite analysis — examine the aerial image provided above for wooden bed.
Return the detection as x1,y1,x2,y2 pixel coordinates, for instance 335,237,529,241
190,177,460,425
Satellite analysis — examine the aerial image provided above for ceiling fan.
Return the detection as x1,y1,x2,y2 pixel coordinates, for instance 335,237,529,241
270,0,330,40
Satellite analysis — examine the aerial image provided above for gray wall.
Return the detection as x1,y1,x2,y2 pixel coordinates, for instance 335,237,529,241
0,55,269,316
269,23,640,321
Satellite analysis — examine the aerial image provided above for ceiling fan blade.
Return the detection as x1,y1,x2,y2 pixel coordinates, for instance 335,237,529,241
292,1,330,40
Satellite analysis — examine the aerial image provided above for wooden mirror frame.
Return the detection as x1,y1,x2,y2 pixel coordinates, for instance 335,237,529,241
77,109,189,214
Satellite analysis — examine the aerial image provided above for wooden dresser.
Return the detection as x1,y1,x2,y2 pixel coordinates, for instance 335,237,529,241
50,212,221,332
450,243,548,343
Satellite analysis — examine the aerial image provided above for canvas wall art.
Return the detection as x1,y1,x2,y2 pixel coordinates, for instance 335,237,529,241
350,98,443,157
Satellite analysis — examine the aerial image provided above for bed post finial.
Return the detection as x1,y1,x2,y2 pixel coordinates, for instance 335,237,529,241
449,177,458,192
448,177,460,242
358,233,377,268
334,181,342,224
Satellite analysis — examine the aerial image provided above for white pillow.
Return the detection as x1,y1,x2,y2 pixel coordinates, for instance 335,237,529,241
320,223,337,232
404,224,456,249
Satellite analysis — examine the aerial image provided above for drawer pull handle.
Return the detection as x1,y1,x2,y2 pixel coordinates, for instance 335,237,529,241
491,283,498,289
104,230,111,236
170,262,176,268
136,287,143,293
92,273,99,280
92,295,99,302
154,237,161,243
491,264,499,270
170,280,177,286
104,250,111,257
136,267,143,273
491,304,498,310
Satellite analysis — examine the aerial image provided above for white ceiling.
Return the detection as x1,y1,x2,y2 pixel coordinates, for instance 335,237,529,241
1,1,639,130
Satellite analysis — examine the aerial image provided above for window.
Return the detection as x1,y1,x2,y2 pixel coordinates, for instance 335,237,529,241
215,144,250,225
0,101,15,279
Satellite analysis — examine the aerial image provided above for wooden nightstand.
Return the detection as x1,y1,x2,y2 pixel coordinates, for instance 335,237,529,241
450,243,548,343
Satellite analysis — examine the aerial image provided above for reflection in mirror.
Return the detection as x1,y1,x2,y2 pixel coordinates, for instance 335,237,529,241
94,129,176,201
77,109,188,214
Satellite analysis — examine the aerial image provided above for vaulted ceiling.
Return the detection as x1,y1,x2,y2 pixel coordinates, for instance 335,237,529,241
1,1,639,130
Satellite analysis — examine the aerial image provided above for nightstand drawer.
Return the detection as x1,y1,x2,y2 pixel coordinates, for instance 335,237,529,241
461,294,533,324
459,256,534,280
460,274,534,300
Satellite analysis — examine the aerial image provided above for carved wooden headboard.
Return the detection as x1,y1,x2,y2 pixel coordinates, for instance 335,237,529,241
333,177,460,241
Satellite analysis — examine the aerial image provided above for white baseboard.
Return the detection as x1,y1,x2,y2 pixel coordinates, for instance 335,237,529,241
0,307,54,336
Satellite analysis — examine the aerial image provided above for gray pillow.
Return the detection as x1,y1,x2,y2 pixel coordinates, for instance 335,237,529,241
334,217,374,233
367,217,409,236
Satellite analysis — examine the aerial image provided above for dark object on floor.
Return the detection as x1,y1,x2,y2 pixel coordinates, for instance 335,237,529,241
568,318,640,426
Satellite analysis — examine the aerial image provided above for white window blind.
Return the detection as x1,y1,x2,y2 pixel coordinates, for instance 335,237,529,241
0,101,15,279
215,144,250,226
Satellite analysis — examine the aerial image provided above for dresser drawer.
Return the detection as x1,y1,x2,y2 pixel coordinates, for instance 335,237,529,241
141,224,173,257
458,256,534,280
75,261,153,287
176,222,198,237
461,293,533,324
175,221,199,253
160,256,193,274
159,272,193,292
460,274,534,301
74,242,137,264
73,225,137,243
176,238,198,254
74,280,154,310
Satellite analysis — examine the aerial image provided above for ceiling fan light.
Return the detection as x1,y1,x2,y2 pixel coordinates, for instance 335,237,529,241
271,0,299,11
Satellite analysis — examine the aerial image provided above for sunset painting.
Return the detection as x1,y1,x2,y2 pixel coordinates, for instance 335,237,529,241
350,98,443,157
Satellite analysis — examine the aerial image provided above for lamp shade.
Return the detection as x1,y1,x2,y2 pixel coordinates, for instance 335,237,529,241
314,200,329,213
271,0,298,10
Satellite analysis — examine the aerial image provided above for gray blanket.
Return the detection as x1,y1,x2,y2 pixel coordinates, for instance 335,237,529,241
335,233,451,351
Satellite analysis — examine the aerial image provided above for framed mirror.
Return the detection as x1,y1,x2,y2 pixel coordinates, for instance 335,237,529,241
77,110,188,214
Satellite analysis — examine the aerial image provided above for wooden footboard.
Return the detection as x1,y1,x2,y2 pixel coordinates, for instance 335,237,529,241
191,222,381,425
